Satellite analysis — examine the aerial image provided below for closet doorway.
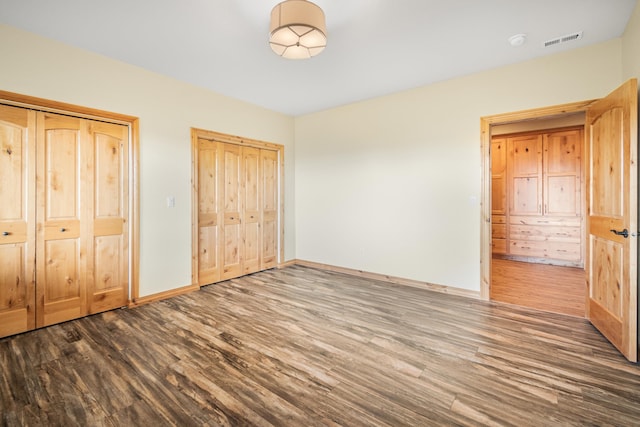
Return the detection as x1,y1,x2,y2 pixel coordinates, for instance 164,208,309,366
489,115,586,317
190,128,284,287
0,91,139,339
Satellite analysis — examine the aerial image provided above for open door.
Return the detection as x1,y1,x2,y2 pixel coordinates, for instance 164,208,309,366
585,79,638,362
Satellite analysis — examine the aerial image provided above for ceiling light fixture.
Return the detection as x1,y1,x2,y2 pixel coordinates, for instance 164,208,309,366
269,0,327,60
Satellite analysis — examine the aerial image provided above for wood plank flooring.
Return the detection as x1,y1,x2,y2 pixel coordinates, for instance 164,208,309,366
491,258,586,317
2,265,639,426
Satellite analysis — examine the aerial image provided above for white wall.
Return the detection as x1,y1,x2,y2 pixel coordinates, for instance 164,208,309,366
294,40,623,291
0,24,296,297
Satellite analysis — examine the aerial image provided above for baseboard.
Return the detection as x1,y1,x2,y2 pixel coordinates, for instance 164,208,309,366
292,259,481,300
278,259,297,268
128,260,480,308
129,283,200,308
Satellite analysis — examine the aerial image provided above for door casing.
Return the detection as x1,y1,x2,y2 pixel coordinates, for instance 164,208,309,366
480,100,596,300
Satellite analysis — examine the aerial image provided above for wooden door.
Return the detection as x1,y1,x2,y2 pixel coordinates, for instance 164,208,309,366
242,147,261,275
261,149,278,269
0,105,36,336
88,120,129,314
37,113,129,327
36,113,87,327
585,79,638,362
508,135,543,216
196,138,221,285
221,143,243,280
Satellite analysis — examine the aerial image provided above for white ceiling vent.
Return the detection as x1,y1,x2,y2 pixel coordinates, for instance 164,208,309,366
544,31,583,48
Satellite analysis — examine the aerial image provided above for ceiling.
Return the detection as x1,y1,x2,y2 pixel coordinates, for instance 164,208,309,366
0,0,636,116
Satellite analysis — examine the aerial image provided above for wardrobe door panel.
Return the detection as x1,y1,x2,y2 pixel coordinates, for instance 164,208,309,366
37,113,86,327
261,149,278,269
221,144,242,279
197,139,221,284
243,147,261,275
42,238,82,324
544,129,582,217
509,135,543,216
0,105,35,337
89,121,129,314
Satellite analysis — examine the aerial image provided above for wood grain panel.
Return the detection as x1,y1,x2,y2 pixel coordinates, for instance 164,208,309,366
590,108,623,218
0,105,35,335
585,79,637,362
221,144,242,279
544,129,582,217
509,135,543,217
262,149,278,269
589,235,622,318
37,113,85,328
3,266,640,425
196,138,220,284
242,147,260,275
491,138,507,215
88,121,129,314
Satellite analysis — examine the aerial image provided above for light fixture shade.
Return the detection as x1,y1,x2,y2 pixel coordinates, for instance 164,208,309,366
270,0,327,59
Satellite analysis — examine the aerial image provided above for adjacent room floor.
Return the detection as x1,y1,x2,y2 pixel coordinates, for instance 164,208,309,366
1,265,637,426
491,257,586,317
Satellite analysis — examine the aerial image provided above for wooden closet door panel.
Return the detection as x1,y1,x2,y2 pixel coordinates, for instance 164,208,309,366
197,138,221,285
0,105,35,337
37,113,86,327
509,135,543,216
88,121,129,314
261,149,278,269
243,147,261,275
221,143,242,279
544,130,582,216
491,138,507,215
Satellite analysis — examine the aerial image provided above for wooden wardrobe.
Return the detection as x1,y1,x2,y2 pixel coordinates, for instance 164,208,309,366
0,104,130,338
192,129,282,286
491,126,584,266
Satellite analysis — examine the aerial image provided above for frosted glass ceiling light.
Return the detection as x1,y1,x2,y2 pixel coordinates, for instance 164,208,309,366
270,0,327,59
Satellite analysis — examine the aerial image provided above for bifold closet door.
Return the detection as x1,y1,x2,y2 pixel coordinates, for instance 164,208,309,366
242,147,261,275
197,137,222,284
36,113,86,326
221,143,243,280
261,149,278,270
195,135,280,285
87,119,129,315
36,112,129,327
0,105,36,337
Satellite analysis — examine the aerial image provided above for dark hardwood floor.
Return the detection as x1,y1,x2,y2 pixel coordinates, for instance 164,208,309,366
491,258,586,317
1,265,639,426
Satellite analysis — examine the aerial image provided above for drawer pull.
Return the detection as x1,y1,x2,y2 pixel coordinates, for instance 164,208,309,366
60,228,67,232
2,231,9,236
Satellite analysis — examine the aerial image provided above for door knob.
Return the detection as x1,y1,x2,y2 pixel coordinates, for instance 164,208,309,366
610,228,629,238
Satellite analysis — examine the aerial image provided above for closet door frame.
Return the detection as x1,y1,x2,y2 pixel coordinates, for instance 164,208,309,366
0,90,141,303
190,128,284,287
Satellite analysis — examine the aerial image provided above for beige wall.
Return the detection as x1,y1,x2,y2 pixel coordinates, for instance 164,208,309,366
294,40,624,291
0,24,296,297
623,0,640,80
2,13,638,298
